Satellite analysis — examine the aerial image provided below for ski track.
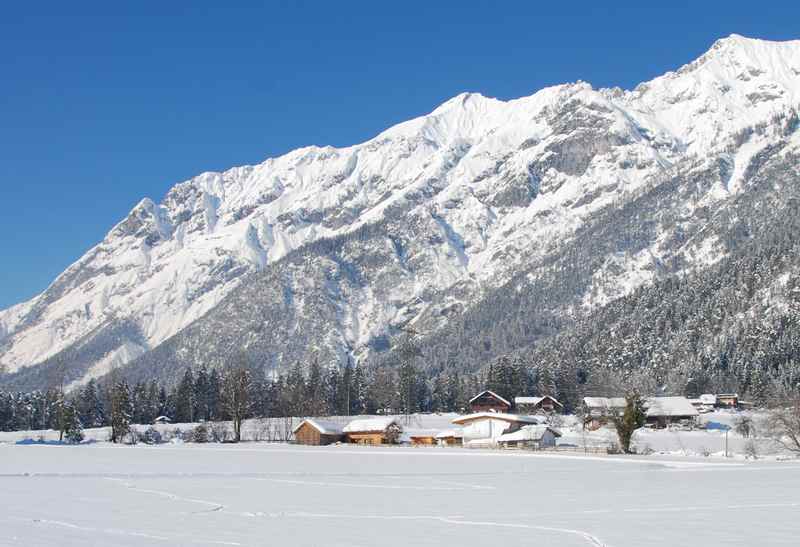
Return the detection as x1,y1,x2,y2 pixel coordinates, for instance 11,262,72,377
261,477,480,491
105,477,225,514
282,512,609,547
6,515,242,546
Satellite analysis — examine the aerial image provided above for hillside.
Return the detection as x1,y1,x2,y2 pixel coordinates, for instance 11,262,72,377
2,34,800,391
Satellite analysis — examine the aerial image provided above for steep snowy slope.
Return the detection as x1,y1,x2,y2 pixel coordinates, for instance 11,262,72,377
1,35,799,387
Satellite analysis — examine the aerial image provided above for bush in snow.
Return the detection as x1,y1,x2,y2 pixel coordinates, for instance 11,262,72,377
141,427,163,445
191,424,209,443
209,422,231,443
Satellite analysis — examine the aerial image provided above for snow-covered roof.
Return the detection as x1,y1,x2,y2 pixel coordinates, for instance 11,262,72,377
468,390,511,407
645,397,699,417
699,394,717,405
404,428,440,438
514,395,563,407
153,416,172,423
293,418,344,435
451,412,541,425
435,428,464,439
343,417,398,433
497,425,561,442
583,397,627,410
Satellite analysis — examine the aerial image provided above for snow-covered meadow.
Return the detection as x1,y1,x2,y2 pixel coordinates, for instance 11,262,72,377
2,421,800,546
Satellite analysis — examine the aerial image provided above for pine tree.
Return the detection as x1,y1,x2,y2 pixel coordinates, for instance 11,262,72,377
175,368,195,423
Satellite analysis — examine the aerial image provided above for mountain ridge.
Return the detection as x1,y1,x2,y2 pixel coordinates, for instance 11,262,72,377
2,34,799,389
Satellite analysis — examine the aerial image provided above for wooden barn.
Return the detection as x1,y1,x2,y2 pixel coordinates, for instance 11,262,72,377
645,397,699,428
452,412,541,448
292,419,344,445
514,395,564,415
435,428,464,447
468,390,512,413
404,429,439,446
343,417,401,445
497,425,561,449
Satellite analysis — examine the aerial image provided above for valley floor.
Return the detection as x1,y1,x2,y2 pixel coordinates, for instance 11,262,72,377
2,441,800,546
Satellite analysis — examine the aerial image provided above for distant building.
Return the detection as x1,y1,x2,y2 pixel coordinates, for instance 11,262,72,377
645,397,699,428
435,428,464,447
153,416,172,425
404,429,440,446
582,397,627,429
497,425,561,449
689,394,717,413
343,417,401,445
468,390,512,413
514,395,564,415
292,419,344,445
452,412,541,448
716,394,740,409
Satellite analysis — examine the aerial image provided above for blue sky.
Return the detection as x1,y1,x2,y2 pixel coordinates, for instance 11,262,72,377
1,1,798,309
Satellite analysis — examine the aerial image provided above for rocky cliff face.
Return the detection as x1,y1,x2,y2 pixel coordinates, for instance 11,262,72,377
2,35,799,388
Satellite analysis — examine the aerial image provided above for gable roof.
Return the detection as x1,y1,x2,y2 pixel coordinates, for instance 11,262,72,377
645,397,699,417
292,418,344,436
451,412,541,425
583,397,627,410
514,395,563,408
497,425,561,443
435,428,464,439
468,390,512,407
343,416,398,433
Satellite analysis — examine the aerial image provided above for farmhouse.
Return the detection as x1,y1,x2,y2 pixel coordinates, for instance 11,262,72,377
514,395,563,414
343,417,401,445
582,397,627,429
497,425,561,449
645,397,699,428
435,428,464,447
292,419,344,445
452,412,541,448
468,390,512,413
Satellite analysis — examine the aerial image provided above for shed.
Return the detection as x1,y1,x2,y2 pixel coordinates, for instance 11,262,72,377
343,417,402,445
645,397,699,428
403,428,440,446
292,419,344,445
716,393,739,409
452,412,541,448
468,390,512,413
497,425,561,449
514,395,564,414
435,428,464,447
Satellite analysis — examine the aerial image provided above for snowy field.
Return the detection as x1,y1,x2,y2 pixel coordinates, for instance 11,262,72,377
2,441,800,546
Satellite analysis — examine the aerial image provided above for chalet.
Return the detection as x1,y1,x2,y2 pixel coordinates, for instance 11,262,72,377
514,395,564,415
452,412,542,448
343,417,402,445
435,428,464,447
645,397,699,428
469,390,512,413
497,425,561,450
582,397,627,429
292,419,344,445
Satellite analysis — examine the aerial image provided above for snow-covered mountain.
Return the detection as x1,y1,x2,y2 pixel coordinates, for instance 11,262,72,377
2,34,800,388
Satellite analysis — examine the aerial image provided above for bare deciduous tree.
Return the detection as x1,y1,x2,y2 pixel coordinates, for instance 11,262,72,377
764,397,800,454
221,358,252,443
